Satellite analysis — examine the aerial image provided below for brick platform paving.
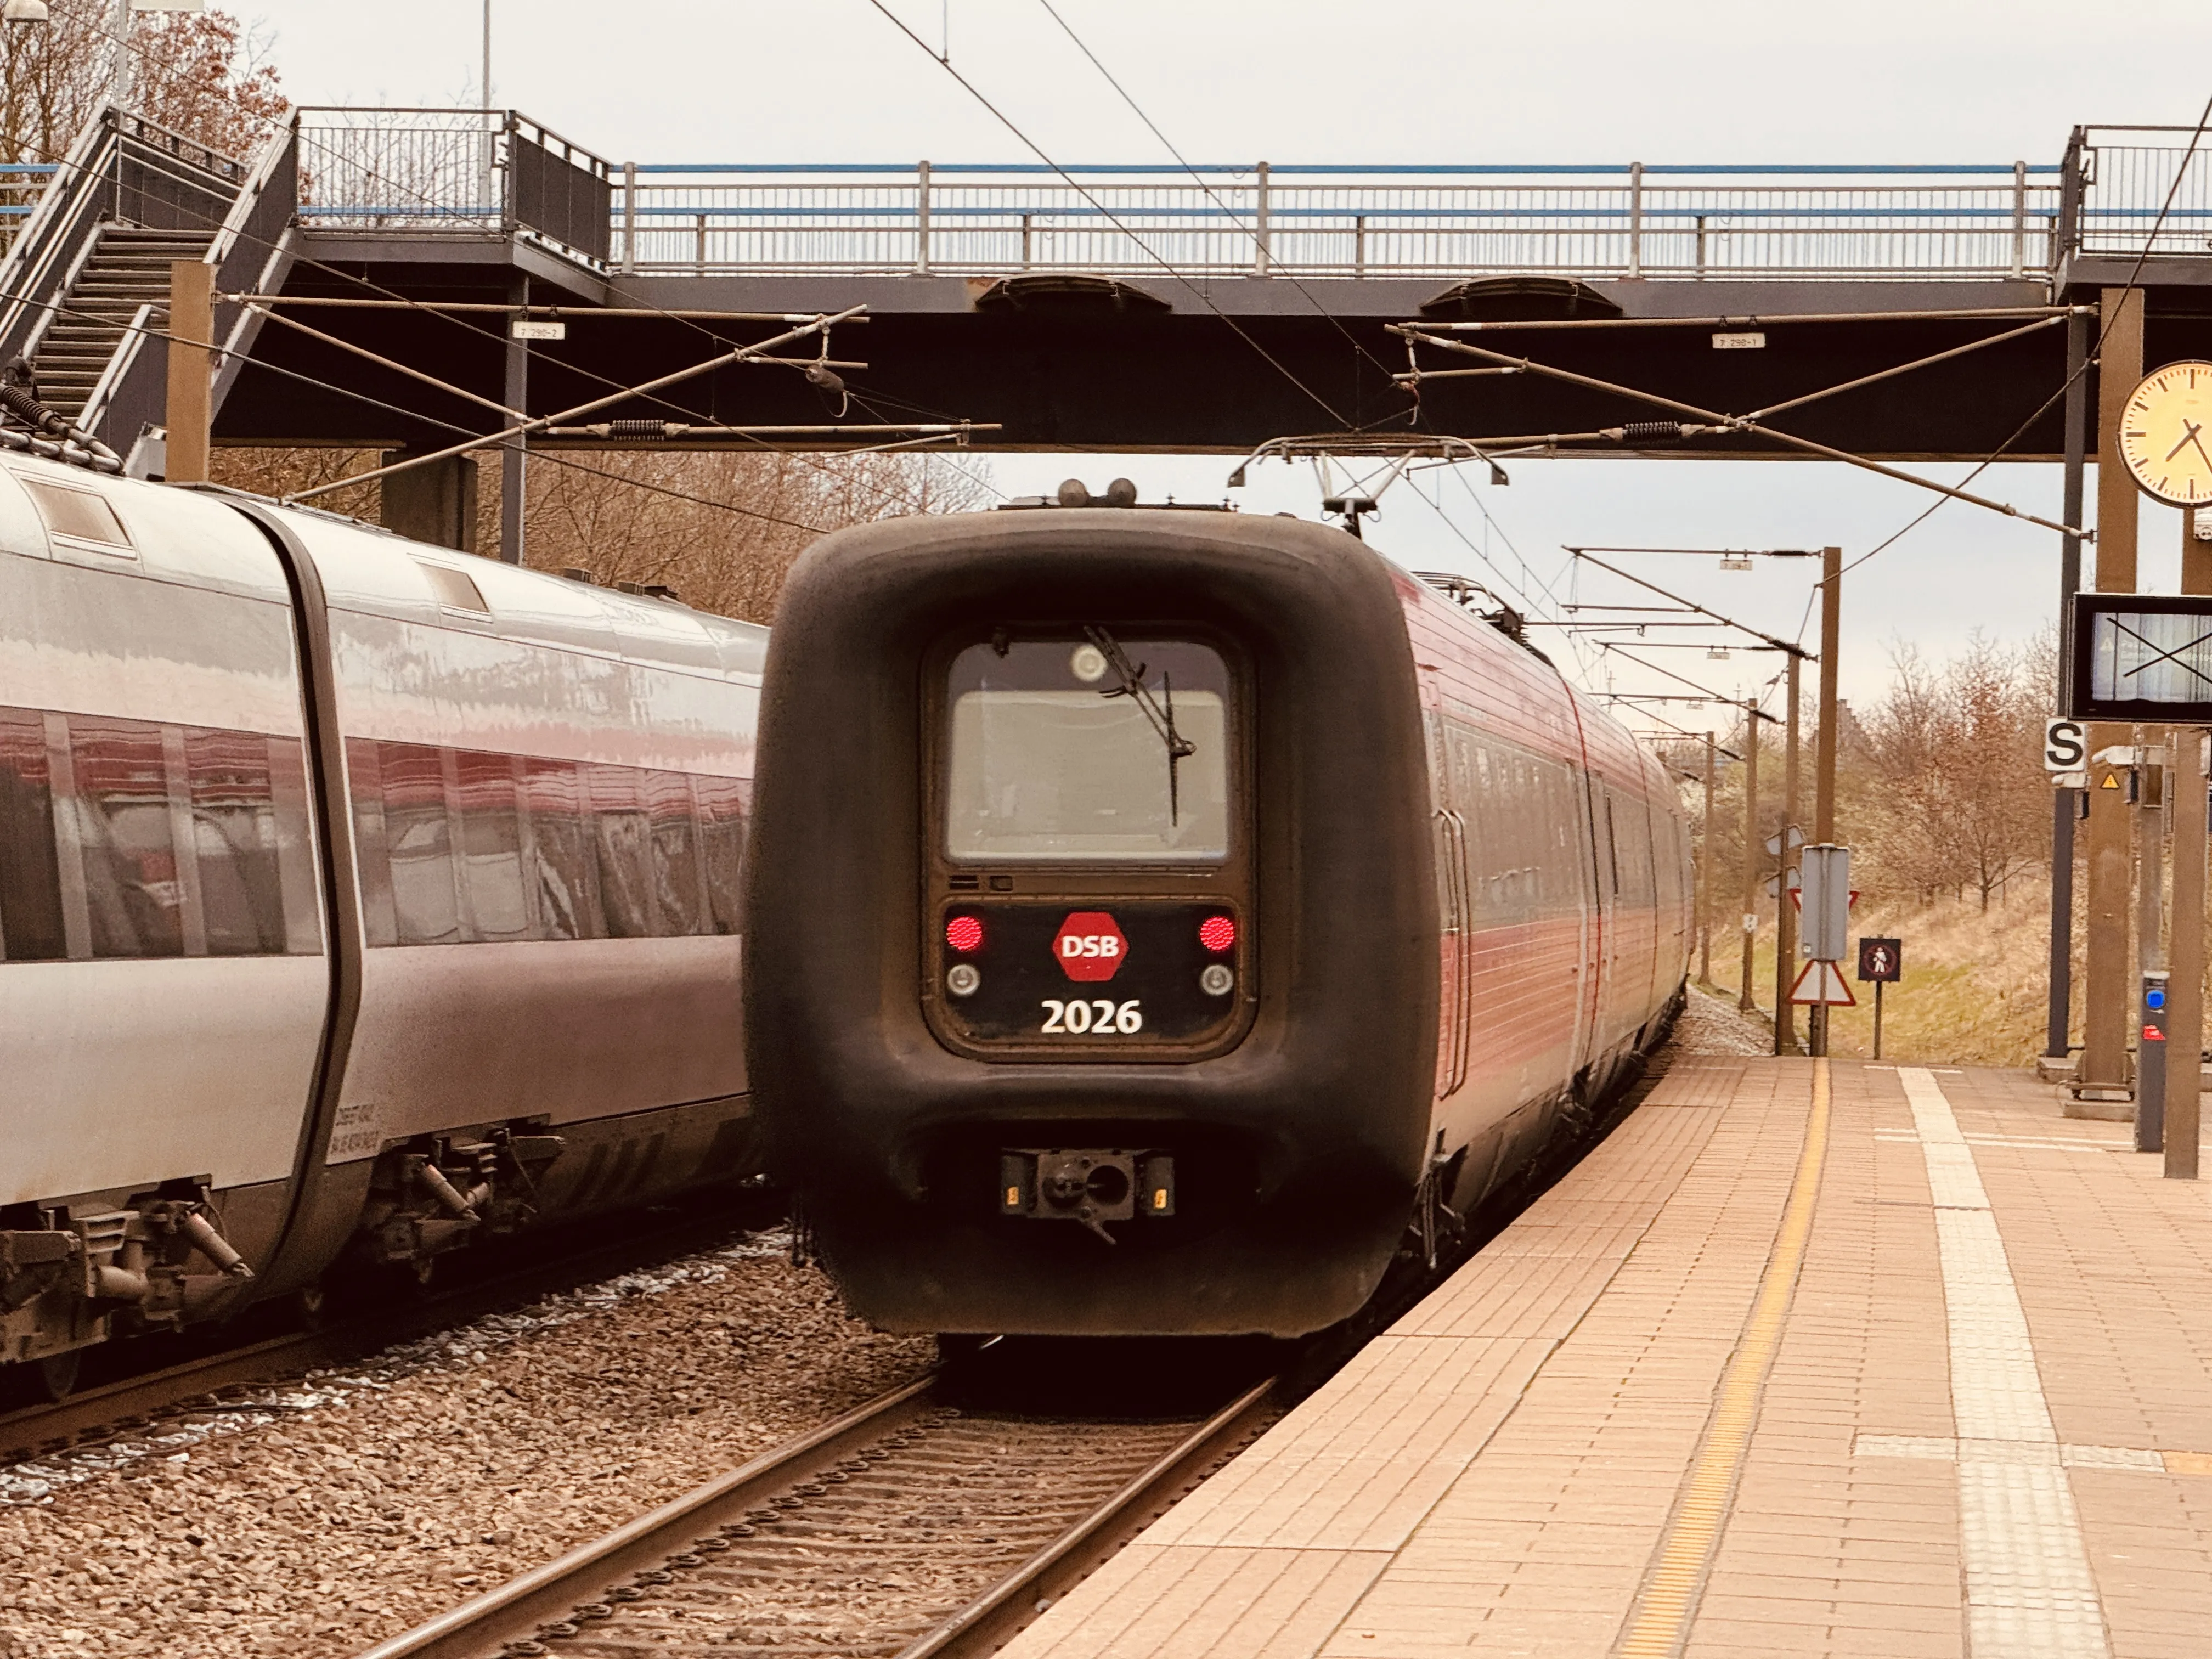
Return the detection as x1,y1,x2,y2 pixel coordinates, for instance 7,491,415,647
1002,1058,2212,1658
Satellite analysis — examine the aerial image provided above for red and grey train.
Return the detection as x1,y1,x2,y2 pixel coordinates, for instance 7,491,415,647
0,453,764,1396
748,499,1690,1338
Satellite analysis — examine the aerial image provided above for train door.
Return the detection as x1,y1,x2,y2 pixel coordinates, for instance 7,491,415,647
1430,715,1472,1105
1568,766,1605,1074
1598,787,1629,1044
1617,791,1660,1022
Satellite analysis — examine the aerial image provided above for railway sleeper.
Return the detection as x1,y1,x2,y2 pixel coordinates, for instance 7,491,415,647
0,1183,256,1390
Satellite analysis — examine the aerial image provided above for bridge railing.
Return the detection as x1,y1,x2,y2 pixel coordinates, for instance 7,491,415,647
2072,127,2212,260
295,108,611,267
295,110,2212,284
0,163,58,253
611,162,2066,281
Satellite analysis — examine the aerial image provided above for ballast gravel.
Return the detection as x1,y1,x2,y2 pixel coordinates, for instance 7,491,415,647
1673,982,1776,1056
0,1229,933,1659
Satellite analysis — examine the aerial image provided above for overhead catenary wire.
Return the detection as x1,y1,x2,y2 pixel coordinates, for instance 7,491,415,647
1392,329,2091,541
1401,471,1601,682
1027,0,1410,400
284,306,871,503
858,0,1358,431
3,284,849,533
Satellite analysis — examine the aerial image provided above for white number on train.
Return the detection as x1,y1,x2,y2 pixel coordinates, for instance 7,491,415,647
1040,998,1144,1034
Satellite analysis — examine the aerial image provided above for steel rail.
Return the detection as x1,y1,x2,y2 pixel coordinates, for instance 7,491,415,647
900,1376,1277,1658
353,1376,945,1659
352,1372,1280,1659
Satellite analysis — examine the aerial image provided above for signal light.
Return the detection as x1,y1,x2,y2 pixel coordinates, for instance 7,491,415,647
1199,914,1235,953
946,914,985,953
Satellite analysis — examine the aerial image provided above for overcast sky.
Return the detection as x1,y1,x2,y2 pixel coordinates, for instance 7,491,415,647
232,1,2212,713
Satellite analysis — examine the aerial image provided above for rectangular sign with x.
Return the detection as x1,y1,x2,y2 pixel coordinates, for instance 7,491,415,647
2069,594,2212,721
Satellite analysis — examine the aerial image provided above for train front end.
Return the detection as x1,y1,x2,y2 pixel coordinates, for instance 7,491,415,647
747,505,1438,1335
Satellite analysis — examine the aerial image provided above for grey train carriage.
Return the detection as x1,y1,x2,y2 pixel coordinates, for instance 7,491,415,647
0,453,764,1395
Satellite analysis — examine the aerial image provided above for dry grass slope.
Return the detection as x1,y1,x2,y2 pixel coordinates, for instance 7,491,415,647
1701,877,2075,1068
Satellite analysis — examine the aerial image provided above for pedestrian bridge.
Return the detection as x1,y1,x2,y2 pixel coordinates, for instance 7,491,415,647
3,107,2209,469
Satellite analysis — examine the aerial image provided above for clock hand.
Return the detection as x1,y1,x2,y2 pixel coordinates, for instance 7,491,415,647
2168,419,2204,463
2191,428,2212,475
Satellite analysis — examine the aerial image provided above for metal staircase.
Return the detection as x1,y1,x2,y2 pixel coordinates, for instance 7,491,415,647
0,108,297,463
31,227,215,422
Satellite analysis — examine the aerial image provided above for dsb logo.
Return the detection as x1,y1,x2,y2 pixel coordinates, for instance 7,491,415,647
1053,911,1127,983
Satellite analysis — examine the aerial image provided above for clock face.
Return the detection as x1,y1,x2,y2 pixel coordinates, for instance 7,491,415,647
2120,362,2212,506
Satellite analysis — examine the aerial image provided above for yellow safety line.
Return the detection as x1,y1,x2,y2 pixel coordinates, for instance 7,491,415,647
1614,1057,1832,1659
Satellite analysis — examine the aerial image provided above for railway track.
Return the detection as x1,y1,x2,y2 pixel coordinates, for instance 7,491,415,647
357,1364,1280,1659
346,1038,1681,1658
0,1199,777,1469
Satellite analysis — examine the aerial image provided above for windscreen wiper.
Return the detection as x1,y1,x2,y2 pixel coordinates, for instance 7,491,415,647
1083,625,1197,825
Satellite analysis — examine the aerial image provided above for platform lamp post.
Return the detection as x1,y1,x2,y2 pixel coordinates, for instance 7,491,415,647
1809,546,1843,1057
1739,695,1762,1015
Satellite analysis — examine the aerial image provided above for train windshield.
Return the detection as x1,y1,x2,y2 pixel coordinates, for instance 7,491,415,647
944,635,1232,862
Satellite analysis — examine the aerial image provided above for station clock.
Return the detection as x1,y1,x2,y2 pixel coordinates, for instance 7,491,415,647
2119,361,2212,506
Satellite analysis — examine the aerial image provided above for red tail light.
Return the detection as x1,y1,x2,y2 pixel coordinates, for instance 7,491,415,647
1199,914,1236,953
946,914,985,953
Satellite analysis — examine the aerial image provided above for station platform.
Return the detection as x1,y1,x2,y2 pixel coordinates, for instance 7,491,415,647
1006,1057,2212,1658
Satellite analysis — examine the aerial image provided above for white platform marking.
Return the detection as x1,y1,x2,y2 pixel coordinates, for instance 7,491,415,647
1897,1066,2112,1658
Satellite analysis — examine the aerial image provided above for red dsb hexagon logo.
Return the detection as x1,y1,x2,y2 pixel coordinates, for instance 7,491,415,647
1053,911,1127,982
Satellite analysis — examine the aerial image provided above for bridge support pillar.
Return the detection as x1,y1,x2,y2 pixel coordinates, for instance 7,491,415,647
2079,287,2144,1103
380,452,479,554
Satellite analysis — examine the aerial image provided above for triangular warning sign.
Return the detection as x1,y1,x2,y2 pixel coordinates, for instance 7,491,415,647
2101,772,2122,789
1789,960,1858,1006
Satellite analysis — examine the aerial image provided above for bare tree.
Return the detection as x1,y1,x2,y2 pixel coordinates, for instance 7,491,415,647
0,3,284,170
514,448,992,623
210,444,996,625
1853,635,2049,909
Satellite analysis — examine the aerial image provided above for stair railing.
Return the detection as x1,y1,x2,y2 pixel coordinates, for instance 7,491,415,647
87,117,300,454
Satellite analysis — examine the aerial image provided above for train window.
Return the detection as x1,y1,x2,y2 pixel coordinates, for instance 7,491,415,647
586,764,656,937
521,756,597,940
417,561,489,614
645,770,706,936
944,637,1232,863
346,738,398,946
455,748,531,940
343,741,751,947
65,713,184,957
697,773,747,936
21,477,130,550
381,742,465,945
0,706,65,960
184,725,289,955
267,736,323,953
